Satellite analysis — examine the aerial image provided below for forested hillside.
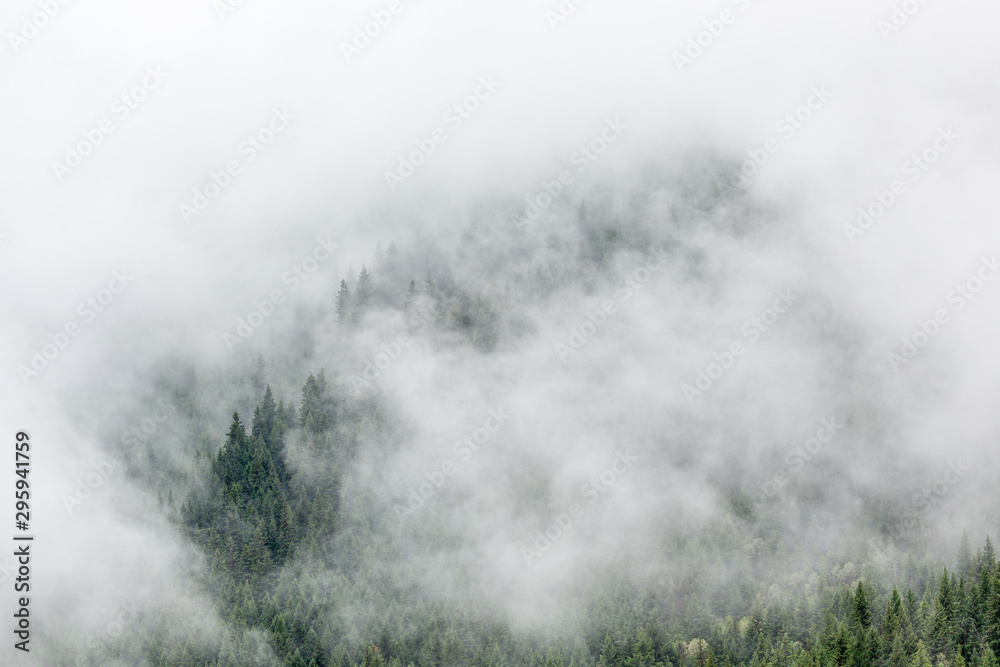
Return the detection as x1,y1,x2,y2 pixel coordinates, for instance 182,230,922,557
60,176,1000,666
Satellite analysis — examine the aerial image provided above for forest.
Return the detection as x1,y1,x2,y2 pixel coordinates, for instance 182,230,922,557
57,176,1000,666
75,251,999,666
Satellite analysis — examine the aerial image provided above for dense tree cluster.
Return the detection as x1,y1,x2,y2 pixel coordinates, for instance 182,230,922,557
163,354,1000,666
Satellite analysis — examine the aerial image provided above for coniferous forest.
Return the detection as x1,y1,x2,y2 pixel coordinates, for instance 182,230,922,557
55,176,1000,666
10,3,1000,667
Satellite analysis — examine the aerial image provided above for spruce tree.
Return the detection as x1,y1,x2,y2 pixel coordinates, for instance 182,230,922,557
354,265,373,321
911,642,933,667
959,531,974,577
336,279,351,324
853,582,873,629
884,588,904,649
931,569,955,656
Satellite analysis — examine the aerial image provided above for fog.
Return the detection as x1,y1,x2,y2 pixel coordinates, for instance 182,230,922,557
2,0,1000,663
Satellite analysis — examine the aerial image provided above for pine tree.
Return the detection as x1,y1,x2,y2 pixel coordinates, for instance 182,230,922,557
851,627,879,667
987,565,1000,656
959,531,974,577
626,627,657,667
336,279,351,324
911,642,933,667
299,371,335,436
906,588,921,633
354,265,373,321
956,574,973,659
984,537,996,572
251,405,266,443
853,582,873,629
931,569,956,656
884,588,905,651
260,386,277,437
215,412,248,489
887,635,908,667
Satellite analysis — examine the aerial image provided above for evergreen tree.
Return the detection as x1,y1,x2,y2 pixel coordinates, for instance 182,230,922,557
887,635,909,667
853,582,873,629
959,531,975,577
905,589,921,635
299,371,335,436
336,279,351,324
911,643,933,667
930,570,955,656
354,265,373,321
984,537,996,572
362,643,386,667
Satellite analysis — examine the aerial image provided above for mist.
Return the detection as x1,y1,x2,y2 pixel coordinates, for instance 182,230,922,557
2,0,1000,664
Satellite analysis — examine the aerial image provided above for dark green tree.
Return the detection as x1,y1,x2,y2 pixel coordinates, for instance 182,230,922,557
336,279,351,324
